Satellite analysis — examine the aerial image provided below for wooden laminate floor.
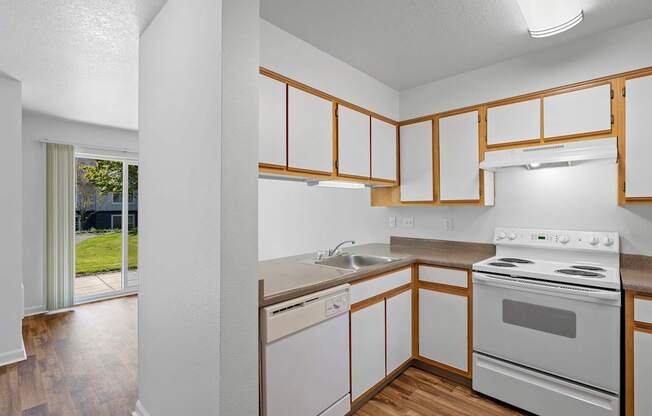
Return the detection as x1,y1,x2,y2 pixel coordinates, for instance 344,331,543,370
1,296,524,416
0,296,138,416
355,367,526,416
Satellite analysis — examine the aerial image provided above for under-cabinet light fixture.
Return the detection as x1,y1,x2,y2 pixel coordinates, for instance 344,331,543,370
516,0,583,38
307,180,366,189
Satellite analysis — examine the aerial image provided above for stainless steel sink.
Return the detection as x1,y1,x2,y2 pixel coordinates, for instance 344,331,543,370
315,254,400,270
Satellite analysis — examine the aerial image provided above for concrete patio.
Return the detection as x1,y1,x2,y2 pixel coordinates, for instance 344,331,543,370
75,271,138,299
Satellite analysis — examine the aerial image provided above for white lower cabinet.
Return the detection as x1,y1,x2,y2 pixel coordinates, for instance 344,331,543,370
351,301,386,401
386,290,412,375
635,330,652,415
418,289,468,372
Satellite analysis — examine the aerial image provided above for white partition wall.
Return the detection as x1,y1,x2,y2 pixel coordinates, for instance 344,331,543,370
138,0,258,415
0,76,25,367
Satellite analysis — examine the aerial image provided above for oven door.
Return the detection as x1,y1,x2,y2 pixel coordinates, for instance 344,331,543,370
473,272,621,393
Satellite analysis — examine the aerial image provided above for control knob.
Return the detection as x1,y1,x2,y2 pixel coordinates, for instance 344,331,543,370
589,236,600,246
508,232,517,241
603,236,614,247
496,232,507,240
559,235,570,244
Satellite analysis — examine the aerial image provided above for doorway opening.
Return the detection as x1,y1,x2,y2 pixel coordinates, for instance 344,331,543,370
74,156,139,303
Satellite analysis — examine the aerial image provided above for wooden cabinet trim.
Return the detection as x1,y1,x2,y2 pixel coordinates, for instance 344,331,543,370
620,71,652,204
350,265,413,285
398,119,436,203
436,110,483,204
419,280,469,297
416,355,470,379
260,67,398,126
351,283,411,312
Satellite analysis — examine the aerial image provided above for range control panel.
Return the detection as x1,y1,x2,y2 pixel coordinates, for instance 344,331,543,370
494,228,620,253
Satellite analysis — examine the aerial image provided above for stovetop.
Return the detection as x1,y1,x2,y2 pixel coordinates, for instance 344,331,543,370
473,228,622,291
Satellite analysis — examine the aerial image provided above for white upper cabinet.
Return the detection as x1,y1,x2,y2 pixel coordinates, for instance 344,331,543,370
625,74,652,198
438,111,480,202
543,84,612,139
337,105,370,178
287,86,333,174
371,118,397,182
400,120,433,202
259,75,286,167
487,99,540,146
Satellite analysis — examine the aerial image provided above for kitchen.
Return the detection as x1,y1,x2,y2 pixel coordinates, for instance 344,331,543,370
256,1,652,416
5,1,652,415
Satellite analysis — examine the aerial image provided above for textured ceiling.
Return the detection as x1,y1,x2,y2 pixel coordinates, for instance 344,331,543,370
261,0,652,90
0,0,166,130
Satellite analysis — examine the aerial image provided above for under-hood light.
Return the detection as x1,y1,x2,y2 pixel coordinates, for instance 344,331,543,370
516,0,583,38
307,180,366,189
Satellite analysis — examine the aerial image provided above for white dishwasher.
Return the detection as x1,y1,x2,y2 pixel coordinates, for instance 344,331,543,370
261,284,351,416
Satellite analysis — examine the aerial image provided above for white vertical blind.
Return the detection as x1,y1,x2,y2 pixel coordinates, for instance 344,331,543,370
46,143,75,310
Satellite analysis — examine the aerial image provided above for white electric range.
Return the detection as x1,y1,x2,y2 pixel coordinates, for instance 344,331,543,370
472,227,622,416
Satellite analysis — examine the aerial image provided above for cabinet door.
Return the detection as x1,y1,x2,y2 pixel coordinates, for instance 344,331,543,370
543,84,612,139
438,111,480,202
287,86,333,174
386,289,412,375
338,106,370,178
400,120,433,202
625,75,652,198
371,118,397,182
259,75,286,167
419,289,468,372
635,330,652,415
351,301,386,401
487,99,540,146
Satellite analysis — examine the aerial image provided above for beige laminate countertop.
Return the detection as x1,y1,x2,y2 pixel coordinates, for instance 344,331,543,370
258,238,496,307
621,254,652,294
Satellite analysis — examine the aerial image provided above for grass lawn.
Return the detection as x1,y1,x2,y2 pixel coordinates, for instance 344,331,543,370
75,231,138,275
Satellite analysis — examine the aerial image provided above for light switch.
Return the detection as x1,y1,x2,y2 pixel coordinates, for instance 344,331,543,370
444,218,454,231
389,216,397,228
402,217,414,228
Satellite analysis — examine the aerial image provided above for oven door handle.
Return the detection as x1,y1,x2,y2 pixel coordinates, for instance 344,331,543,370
473,273,621,303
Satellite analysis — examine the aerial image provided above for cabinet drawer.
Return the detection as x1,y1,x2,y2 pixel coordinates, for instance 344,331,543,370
635,297,652,324
418,266,467,288
351,268,411,304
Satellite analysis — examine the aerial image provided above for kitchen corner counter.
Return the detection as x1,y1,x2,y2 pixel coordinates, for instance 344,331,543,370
621,253,652,294
258,237,495,307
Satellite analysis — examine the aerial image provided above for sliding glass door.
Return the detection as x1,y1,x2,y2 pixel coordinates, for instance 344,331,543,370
74,156,138,302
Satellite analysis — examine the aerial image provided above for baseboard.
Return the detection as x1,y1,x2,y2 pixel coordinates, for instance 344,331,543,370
0,338,26,368
133,400,150,416
24,305,46,317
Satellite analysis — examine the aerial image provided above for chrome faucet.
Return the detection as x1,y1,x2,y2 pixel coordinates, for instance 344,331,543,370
328,240,355,257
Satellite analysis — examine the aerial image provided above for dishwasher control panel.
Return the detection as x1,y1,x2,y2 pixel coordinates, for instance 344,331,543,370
325,293,349,317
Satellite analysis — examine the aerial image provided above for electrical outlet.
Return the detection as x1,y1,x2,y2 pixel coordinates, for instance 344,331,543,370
444,217,454,231
389,216,397,228
402,217,414,228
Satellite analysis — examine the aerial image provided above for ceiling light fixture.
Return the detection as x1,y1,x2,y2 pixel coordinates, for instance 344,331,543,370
516,0,584,38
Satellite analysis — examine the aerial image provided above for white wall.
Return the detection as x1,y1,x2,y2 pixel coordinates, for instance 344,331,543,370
394,18,652,255
0,76,25,366
21,111,137,315
258,21,397,260
138,0,258,415
259,179,388,260
261,20,399,120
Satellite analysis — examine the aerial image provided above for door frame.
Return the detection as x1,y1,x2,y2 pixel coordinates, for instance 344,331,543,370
73,151,139,304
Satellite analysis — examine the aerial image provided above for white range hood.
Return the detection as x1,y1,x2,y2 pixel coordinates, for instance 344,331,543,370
480,137,617,171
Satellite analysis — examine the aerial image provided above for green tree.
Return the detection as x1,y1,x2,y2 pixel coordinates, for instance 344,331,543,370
81,160,138,195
